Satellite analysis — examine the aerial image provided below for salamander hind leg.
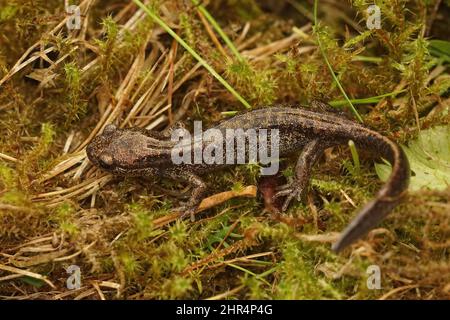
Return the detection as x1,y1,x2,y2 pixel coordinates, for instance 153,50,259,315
273,139,326,212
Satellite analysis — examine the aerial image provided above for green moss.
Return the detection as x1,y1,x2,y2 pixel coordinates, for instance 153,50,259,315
226,60,277,105
16,122,56,184
0,4,18,22
169,220,188,244
120,252,141,277
1,190,28,205
180,13,197,49
64,63,86,125
0,164,16,188
161,275,193,299
274,241,339,299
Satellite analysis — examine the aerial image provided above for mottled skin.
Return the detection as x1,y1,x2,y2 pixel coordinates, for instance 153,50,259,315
86,103,410,252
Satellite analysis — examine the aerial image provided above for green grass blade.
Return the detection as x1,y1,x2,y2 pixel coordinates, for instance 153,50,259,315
132,0,252,109
352,55,383,63
329,90,407,107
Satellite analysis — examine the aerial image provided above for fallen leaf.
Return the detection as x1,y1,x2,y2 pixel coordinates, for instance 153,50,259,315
375,126,450,191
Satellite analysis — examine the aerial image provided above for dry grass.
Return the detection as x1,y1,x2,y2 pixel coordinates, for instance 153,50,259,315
0,0,449,299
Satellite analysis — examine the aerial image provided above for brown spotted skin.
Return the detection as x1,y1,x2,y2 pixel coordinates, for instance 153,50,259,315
86,103,410,252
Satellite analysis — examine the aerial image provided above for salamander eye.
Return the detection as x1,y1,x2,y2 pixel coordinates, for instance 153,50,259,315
103,124,117,135
99,153,114,168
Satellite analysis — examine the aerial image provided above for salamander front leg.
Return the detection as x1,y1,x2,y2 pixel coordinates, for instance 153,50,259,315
273,139,325,212
165,170,207,221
